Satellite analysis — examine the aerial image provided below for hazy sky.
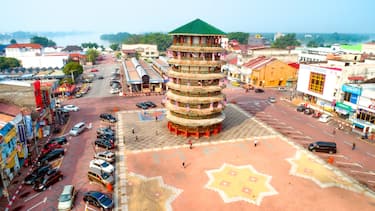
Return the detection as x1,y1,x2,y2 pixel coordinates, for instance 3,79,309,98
1,0,374,34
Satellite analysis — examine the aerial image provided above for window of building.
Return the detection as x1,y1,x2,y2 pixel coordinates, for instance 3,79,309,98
308,72,325,94
356,109,375,123
343,92,351,102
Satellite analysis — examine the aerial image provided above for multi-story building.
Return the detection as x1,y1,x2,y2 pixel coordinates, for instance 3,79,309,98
240,56,298,88
165,18,226,138
121,44,159,59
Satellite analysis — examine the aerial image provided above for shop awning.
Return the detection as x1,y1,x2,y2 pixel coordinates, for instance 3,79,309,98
335,107,349,115
335,102,352,112
353,122,364,129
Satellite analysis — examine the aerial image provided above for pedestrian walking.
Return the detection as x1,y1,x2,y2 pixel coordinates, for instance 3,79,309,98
188,140,193,149
254,140,258,147
182,162,186,168
135,135,138,141
352,142,356,150
132,128,135,134
155,116,158,121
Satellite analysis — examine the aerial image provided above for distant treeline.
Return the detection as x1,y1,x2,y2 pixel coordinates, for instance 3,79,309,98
0,31,85,42
100,32,132,44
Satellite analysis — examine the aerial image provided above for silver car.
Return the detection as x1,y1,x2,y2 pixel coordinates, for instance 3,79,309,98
94,151,115,163
69,122,86,136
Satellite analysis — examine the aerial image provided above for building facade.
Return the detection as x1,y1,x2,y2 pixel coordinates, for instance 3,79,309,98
166,19,226,138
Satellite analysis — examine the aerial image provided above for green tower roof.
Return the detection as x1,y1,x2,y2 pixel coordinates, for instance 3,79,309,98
169,18,226,36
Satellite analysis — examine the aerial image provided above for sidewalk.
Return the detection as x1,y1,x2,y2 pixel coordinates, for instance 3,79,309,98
0,138,50,211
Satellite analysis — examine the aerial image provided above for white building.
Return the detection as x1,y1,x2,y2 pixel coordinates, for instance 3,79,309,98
5,43,68,68
121,44,159,59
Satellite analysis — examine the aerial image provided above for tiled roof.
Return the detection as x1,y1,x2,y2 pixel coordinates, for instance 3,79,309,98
62,45,83,52
6,43,42,49
169,18,226,36
243,56,276,69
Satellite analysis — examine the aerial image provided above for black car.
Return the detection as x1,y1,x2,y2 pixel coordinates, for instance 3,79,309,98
83,191,113,210
24,164,51,185
97,75,104,80
97,133,115,141
254,88,264,93
296,105,306,112
96,127,115,136
95,139,115,149
47,136,68,145
308,141,337,154
136,102,149,109
144,101,157,108
37,148,65,166
33,168,63,191
100,113,117,123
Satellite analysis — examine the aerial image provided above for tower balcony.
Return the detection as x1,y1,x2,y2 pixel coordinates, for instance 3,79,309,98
167,69,225,80
165,101,225,117
166,91,224,104
168,58,223,67
167,82,222,93
168,45,224,53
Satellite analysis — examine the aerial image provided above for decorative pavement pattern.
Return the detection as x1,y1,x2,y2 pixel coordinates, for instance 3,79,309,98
126,172,182,211
205,163,278,206
286,150,375,198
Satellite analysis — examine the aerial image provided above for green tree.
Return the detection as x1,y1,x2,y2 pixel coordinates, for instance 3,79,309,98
227,32,250,44
110,43,119,51
307,40,319,47
272,33,300,49
10,39,17,44
62,62,83,83
81,42,99,49
0,57,21,70
30,36,56,47
100,32,131,43
86,49,100,63
123,33,172,51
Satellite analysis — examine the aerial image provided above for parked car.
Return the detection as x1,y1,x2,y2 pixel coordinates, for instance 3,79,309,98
304,108,315,115
69,122,86,136
95,138,115,149
144,101,157,108
308,141,337,154
42,142,62,155
90,69,99,72
58,185,77,211
97,75,104,80
75,93,83,98
254,88,264,93
47,136,68,145
24,164,51,185
83,191,113,210
96,127,115,136
63,104,79,112
89,159,114,174
319,114,332,123
100,113,117,123
37,148,65,166
296,105,306,112
278,87,288,92
94,151,115,163
87,170,114,187
97,133,115,142
110,88,120,94
136,102,149,109
268,97,276,103
33,168,63,191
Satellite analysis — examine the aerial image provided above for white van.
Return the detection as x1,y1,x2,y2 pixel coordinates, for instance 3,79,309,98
69,122,86,136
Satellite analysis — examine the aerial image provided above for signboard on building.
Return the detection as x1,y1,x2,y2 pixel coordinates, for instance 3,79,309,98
342,84,362,95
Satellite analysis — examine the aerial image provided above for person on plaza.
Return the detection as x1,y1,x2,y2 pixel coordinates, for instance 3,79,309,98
352,142,356,150
188,140,193,149
254,140,258,147
182,162,186,168
132,128,135,134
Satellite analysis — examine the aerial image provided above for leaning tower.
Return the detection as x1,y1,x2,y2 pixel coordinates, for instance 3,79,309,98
166,19,226,138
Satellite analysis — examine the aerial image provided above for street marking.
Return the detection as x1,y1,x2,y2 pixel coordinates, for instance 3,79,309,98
24,192,42,202
26,197,46,211
350,170,375,176
366,152,375,158
336,161,363,168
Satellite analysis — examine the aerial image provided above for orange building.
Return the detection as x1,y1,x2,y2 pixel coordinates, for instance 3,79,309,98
242,56,298,88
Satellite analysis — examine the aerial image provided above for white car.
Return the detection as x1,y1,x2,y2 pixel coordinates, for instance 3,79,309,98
319,114,332,123
63,104,79,112
94,151,115,163
69,122,86,136
89,159,114,174
268,97,276,103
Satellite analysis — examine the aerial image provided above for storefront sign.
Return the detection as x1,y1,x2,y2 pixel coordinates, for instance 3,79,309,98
336,102,353,112
342,84,362,95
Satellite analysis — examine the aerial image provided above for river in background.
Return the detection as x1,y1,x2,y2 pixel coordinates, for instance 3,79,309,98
0,32,111,47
